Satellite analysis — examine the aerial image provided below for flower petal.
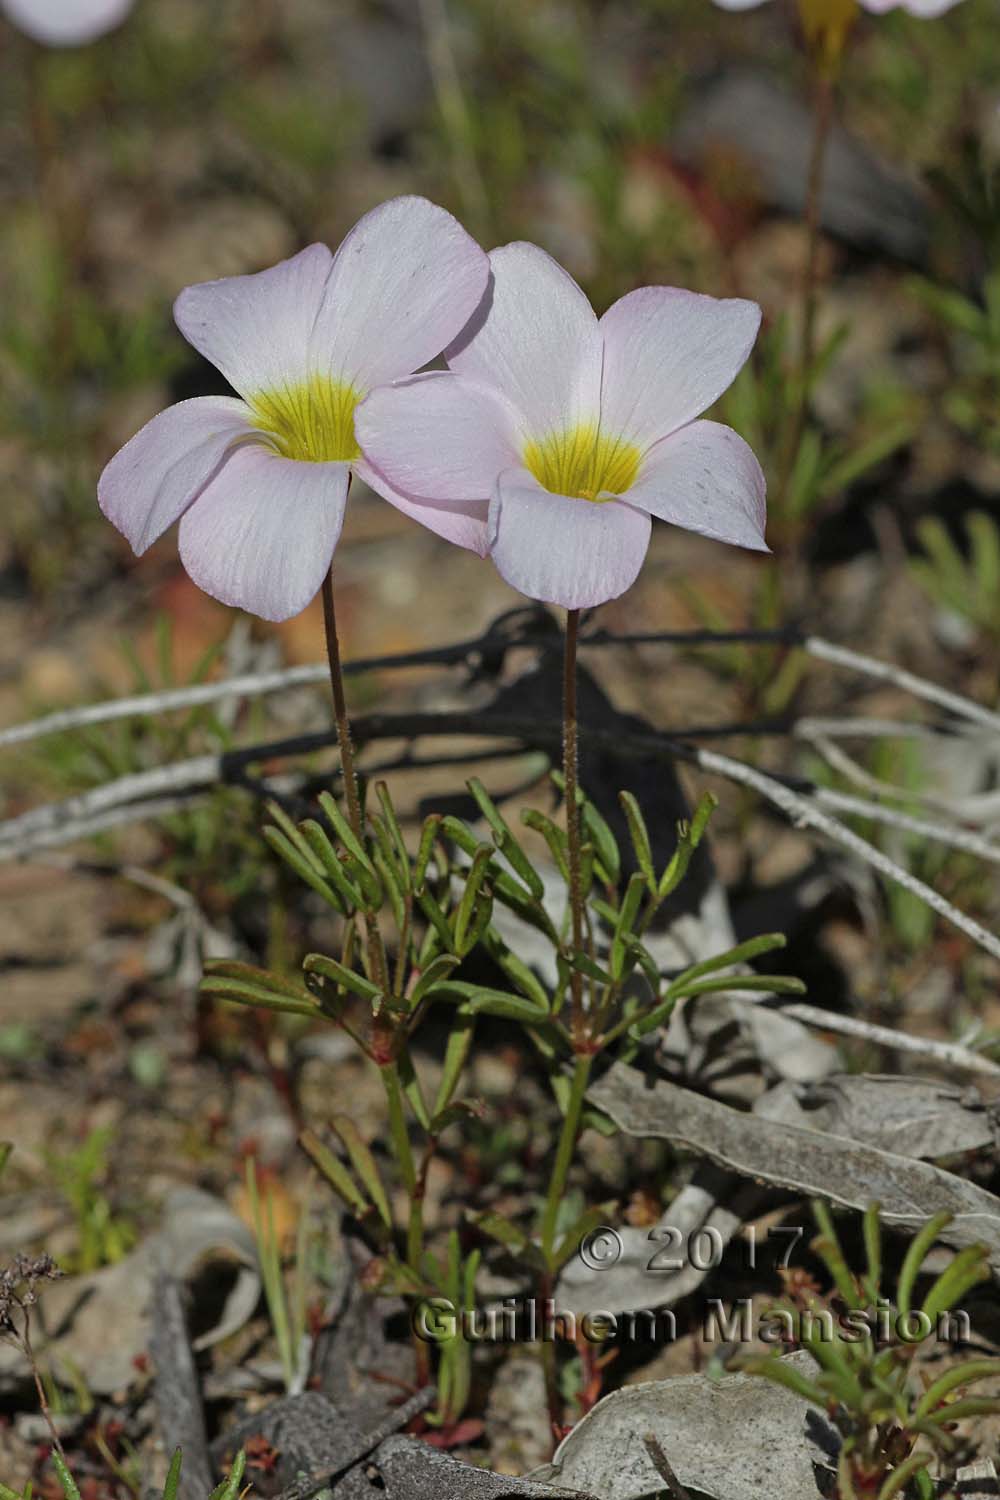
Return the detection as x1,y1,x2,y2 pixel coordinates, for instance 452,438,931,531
1,0,133,45
598,287,761,451
355,371,521,503
624,420,768,552
178,447,350,621
488,468,651,609
355,457,490,556
173,244,335,402
98,396,257,554
447,242,602,440
862,0,961,11
313,196,490,390
710,0,769,9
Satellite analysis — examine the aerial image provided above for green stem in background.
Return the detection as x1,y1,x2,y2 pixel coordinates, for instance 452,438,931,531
418,0,490,239
539,1053,593,1264
563,609,586,1044
775,59,838,538
796,67,836,431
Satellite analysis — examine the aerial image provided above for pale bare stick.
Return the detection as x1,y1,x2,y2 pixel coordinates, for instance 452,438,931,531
805,636,1000,734
693,744,1000,966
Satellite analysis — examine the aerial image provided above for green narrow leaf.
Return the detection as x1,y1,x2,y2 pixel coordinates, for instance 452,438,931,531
920,1244,990,1323
611,871,647,979
263,825,345,914
375,781,412,890
162,1450,183,1500
410,954,461,1008
619,791,654,890
208,1450,246,1500
474,1211,531,1255
433,1013,476,1117
481,926,550,1011
552,1204,619,1272
299,818,365,910
811,1200,860,1309
0,1142,12,1180
453,845,494,954
397,1047,432,1131
200,973,319,1018
331,1117,393,1228
897,1211,952,1318
861,1201,882,1304
914,1357,1000,1419
300,1130,368,1215
303,951,382,1003
317,790,373,867
50,1455,81,1500
413,814,443,891
430,981,548,1023
370,836,406,930
667,973,805,1002
875,1452,931,1500
670,933,787,989
738,1355,828,1407
520,808,570,884
487,866,559,942
468,777,545,900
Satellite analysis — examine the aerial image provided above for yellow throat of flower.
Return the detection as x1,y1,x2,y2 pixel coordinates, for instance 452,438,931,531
251,376,361,463
524,425,641,502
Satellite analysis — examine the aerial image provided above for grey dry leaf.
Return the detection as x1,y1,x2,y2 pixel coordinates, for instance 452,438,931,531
556,1165,762,1318
0,1187,260,1395
532,1352,834,1500
754,1073,998,1161
588,1063,1000,1272
338,1435,596,1500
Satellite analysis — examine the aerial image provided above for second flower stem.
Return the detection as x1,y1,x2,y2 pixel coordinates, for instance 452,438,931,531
563,608,585,1042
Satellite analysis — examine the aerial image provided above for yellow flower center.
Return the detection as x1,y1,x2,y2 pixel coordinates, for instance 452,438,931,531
250,376,362,463
523,425,641,502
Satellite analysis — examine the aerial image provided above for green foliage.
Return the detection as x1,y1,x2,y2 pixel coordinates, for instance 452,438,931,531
45,1126,135,1275
740,1201,1000,1499
0,1447,248,1500
244,1158,311,1396
910,269,1000,452
909,511,1000,646
205,771,802,1425
720,318,916,543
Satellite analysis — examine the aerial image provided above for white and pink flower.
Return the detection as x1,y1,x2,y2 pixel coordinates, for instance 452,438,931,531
1,0,133,45
356,243,767,610
712,0,963,17
98,197,489,621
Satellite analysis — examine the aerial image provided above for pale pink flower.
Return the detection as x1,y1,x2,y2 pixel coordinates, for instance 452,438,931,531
356,243,766,610
1,0,133,45
712,0,963,16
99,197,489,621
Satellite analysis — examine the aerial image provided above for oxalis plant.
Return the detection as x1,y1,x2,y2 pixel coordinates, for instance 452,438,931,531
97,194,783,1441
203,620,805,1434
738,1200,1000,1499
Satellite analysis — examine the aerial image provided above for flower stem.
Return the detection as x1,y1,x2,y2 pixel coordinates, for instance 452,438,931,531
540,1053,593,1265
320,556,390,998
381,1060,423,1269
320,560,364,843
563,609,585,1044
